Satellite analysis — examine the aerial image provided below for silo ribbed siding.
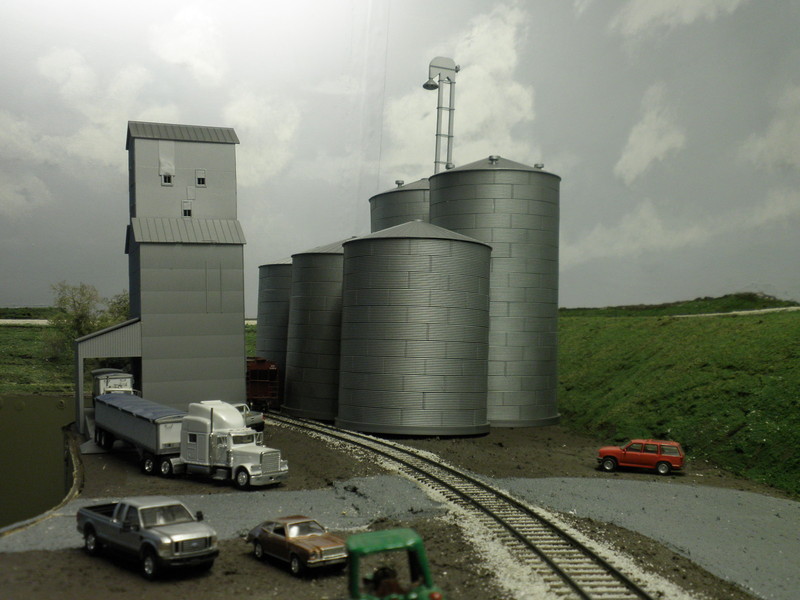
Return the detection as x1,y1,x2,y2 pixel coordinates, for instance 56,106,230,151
429,158,560,427
256,261,292,379
283,250,345,421
369,178,430,233
337,223,491,435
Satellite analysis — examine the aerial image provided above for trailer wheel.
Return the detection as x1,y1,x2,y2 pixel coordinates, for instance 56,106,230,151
141,454,156,475
83,526,100,556
158,457,173,477
99,430,115,451
234,468,250,489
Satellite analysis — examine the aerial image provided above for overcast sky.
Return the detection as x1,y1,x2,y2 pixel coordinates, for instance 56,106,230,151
2,0,799,314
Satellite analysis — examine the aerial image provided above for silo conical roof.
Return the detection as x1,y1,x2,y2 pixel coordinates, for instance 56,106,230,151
294,237,356,256
433,155,561,179
350,220,490,246
258,256,292,268
369,177,429,199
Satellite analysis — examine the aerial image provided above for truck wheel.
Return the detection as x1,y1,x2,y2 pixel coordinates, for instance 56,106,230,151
83,527,100,556
289,554,303,576
253,541,264,560
141,454,156,475
234,468,250,489
656,462,671,475
141,548,159,580
601,457,617,472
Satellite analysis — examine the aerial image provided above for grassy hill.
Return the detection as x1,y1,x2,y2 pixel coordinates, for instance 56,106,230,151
0,306,55,319
560,291,799,317
559,294,800,496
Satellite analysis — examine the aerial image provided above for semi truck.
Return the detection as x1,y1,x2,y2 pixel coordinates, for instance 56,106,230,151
91,368,135,396
93,394,288,488
76,496,218,579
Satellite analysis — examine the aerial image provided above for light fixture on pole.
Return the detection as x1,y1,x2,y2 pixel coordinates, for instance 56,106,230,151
423,57,459,174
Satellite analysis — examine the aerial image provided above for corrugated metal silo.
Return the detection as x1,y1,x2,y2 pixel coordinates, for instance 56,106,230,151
369,178,429,233
429,156,561,427
336,221,491,435
255,257,292,379
282,238,353,420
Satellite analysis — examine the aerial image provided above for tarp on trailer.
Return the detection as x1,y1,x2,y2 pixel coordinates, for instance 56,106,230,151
95,393,186,424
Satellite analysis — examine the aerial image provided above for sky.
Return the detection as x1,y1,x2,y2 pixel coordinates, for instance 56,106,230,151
1,0,799,314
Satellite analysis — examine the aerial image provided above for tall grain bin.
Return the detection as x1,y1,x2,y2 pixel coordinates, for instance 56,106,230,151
429,156,560,427
255,258,292,389
336,220,491,435
282,238,352,420
369,178,429,233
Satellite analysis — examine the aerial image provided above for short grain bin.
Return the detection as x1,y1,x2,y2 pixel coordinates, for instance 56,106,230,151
282,238,353,420
369,178,429,233
255,258,292,387
336,221,491,435
429,156,561,427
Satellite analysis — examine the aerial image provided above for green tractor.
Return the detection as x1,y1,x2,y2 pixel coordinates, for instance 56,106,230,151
346,529,444,600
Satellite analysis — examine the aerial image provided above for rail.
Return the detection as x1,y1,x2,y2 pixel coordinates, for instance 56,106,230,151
267,412,656,600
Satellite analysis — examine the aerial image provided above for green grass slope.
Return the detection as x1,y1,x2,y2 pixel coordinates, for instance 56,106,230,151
559,309,800,496
0,325,72,395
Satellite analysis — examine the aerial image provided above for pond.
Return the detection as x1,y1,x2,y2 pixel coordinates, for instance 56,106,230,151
0,395,74,529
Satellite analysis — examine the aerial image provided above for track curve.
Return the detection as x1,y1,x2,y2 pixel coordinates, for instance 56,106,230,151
267,412,657,600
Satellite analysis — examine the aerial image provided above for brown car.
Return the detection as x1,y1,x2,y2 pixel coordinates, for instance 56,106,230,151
245,515,347,576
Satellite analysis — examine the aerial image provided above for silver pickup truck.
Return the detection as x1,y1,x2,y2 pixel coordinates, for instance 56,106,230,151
76,496,218,579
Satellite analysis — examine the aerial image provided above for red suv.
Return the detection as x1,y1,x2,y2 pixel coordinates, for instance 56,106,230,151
597,439,685,475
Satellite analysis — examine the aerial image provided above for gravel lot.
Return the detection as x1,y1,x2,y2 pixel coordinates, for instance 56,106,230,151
1,420,797,599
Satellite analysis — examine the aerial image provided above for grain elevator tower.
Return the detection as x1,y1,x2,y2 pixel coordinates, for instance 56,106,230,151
125,121,246,410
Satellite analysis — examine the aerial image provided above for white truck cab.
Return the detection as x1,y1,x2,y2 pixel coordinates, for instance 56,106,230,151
175,400,288,488
92,368,135,396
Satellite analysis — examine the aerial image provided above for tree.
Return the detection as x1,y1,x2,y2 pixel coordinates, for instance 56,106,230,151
43,282,129,362
98,291,131,330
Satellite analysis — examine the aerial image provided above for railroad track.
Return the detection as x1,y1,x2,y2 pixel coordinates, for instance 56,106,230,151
267,412,656,600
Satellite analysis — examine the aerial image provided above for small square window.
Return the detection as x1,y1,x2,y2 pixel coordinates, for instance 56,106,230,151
161,174,173,186
195,169,207,187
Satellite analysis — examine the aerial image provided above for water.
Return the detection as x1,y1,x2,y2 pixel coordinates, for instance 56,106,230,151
0,395,74,529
